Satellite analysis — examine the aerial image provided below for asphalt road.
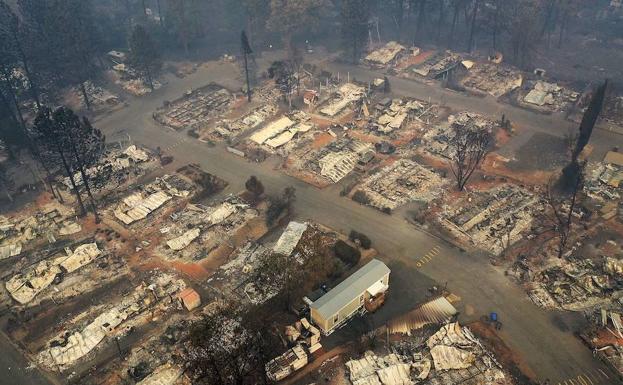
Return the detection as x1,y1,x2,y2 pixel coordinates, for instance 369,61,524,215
92,53,622,384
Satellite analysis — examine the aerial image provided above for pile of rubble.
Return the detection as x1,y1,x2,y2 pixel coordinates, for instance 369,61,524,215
365,41,406,68
460,63,523,98
520,80,579,112
5,242,101,305
213,242,276,304
298,137,373,183
582,308,623,379
266,317,322,381
0,204,81,259
412,51,462,79
422,112,496,159
529,255,623,311
157,197,260,262
249,111,315,152
154,84,233,131
319,83,366,117
345,323,511,385
353,159,446,211
201,103,279,141
367,98,437,135
441,185,539,256
112,174,194,226
38,272,186,370
73,81,120,108
59,145,154,194
585,151,623,202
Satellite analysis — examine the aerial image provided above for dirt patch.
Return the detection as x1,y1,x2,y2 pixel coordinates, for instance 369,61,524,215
507,132,569,172
482,153,556,186
468,321,537,384
313,132,336,149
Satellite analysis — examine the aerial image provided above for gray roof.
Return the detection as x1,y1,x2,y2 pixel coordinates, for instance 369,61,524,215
310,259,390,320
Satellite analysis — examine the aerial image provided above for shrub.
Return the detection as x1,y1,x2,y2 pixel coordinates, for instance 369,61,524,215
334,240,361,266
349,230,372,249
352,190,370,205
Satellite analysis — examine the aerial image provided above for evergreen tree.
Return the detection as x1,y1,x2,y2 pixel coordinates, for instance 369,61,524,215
129,24,162,90
241,30,254,102
31,107,87,215
573,80,608,161
53,107,105,222
341,0,370,64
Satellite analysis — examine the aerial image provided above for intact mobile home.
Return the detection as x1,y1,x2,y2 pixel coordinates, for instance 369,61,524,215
309,259,390,335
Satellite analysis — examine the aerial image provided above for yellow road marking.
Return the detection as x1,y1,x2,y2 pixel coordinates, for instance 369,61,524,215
416,246,441,268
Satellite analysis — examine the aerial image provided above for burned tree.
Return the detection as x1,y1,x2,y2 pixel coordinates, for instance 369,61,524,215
341,0,370,64
184,303,271,385
265,186,296,226
542,163,585,258
53,107,105,222
129,24,162,91
560,79,608,192
241,30,254,102
0,1,41,108
30,108,87,215
245,175,264,201
448,124,492,191
268,61,296,110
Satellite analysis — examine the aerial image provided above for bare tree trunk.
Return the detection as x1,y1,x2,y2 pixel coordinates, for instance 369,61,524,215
156,0,163,27
243,52,251,102
558,8,568,48
12,30,41,109
80,82,91,110
57,147,86,216
436,0,445,44
415,0,427,44
449,0,460,48
467,0,480,52
492,0,499,50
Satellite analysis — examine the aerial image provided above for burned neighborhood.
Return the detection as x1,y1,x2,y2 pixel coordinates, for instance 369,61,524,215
0,1,623,385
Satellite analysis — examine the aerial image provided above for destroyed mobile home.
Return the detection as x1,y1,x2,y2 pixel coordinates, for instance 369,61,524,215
345,322,513,385
287,137,373,184
459,62,523,98
156,196,263,262
248,111,316,154
440,185,539,256
518,80,580,113
154,84,233,131
210,221,337,306
111,174,194,226
528,255,623,311
585,151,623,202
107,51,162,96
58,144,155,195
364,41,406,68
421,111,497,159
5,242,102,305
37,272,186,370
352,159,447,211
0,203,81,260
200,102,280,142
365,98,440,136
318,83,366,118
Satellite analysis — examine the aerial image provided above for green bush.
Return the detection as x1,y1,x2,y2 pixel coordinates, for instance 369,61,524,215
349,230,372,249
352,190,370,205
334,240,361,266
